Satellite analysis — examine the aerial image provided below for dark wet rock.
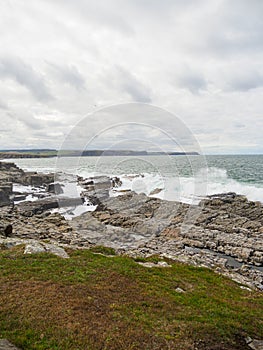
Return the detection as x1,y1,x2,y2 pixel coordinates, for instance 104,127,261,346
0,183,13,196
58,197,84,208
0,189,10,207
46,182,64,194
111,176,122,188
0,181,13,207
4,224,13,237
13,194,27,202
149,188,162,195
16,198,59,216
21,172,54,187
16,197,84,216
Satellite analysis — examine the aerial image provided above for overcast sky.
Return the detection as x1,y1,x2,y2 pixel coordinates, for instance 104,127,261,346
0,0,262,154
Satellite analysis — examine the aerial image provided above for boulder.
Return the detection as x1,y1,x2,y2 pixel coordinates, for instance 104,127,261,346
4,224,13,237
111,176,122,188
46,183,64,194
24,241,69,258
0,237,69,258
21,172,54,187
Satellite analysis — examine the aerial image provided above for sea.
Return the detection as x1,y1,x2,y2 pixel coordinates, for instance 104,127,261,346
9,154,263,204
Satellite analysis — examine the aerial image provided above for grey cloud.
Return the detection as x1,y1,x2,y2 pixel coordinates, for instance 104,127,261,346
45,0,134,36
117,67,152,103
0,0,262,153
47,62,86,90
234,123,245,128
0,98,8,110
225,70,263,92
201,0,263,56
17,113,67,131
21,117,44,130
0,56,53,102
175,68,207,94
10,112,44,131
193,128,222,135
60,103,199,152
131,0,198,14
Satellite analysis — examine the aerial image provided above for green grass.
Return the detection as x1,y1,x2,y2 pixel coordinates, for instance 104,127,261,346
0,245,262,349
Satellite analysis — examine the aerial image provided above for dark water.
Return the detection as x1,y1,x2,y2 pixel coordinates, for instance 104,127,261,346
206,155,263,185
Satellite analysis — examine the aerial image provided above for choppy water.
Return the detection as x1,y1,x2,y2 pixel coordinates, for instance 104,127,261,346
8,154,263,203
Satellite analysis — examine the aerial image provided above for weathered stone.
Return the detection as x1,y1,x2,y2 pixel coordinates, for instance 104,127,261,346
0,189,10,206
0,237,69,258
22,173,54,187
149,188,163,196
246,337,263,350
0,339,21,350
137,261,171,268
24,241,69,258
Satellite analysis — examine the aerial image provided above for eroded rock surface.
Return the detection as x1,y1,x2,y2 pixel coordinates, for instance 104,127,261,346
1,162,263,289
72,191,263,289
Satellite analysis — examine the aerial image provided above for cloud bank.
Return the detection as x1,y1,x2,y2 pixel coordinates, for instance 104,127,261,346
0,0,262,153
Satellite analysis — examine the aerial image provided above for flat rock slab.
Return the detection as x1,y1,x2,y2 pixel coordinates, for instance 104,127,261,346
0,339,21,350
0,238,69,259
247,338,263,350
137,261,171,268
248,340,263,350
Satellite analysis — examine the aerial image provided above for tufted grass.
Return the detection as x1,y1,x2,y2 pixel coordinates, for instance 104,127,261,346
0,245,262,349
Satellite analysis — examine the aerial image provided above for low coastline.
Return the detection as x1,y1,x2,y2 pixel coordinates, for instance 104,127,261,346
0,149,199,159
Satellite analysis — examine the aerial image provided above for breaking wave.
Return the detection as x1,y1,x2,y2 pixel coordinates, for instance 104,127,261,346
115,167,263,204
8,158,263,204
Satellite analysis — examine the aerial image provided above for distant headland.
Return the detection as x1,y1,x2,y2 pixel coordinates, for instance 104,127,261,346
0,149,199,159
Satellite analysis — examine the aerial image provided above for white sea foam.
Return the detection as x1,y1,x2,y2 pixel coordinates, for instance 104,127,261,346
204,167,263,203
10,158,263,204
114,167,263,204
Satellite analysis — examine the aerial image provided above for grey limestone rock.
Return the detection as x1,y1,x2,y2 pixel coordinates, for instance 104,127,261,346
0,339,21,350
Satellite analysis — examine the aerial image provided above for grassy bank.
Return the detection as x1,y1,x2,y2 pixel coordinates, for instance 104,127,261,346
0,245,262,349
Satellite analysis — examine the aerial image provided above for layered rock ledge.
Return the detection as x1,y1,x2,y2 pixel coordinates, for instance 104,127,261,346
0,161,263,290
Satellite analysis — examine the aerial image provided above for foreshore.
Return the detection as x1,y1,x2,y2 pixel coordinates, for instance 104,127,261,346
0,161,263,290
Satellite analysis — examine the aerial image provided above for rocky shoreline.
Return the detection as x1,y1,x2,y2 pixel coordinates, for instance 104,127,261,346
0,161,263,291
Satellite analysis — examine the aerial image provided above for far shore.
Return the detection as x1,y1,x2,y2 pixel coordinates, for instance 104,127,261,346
0,149,199,159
